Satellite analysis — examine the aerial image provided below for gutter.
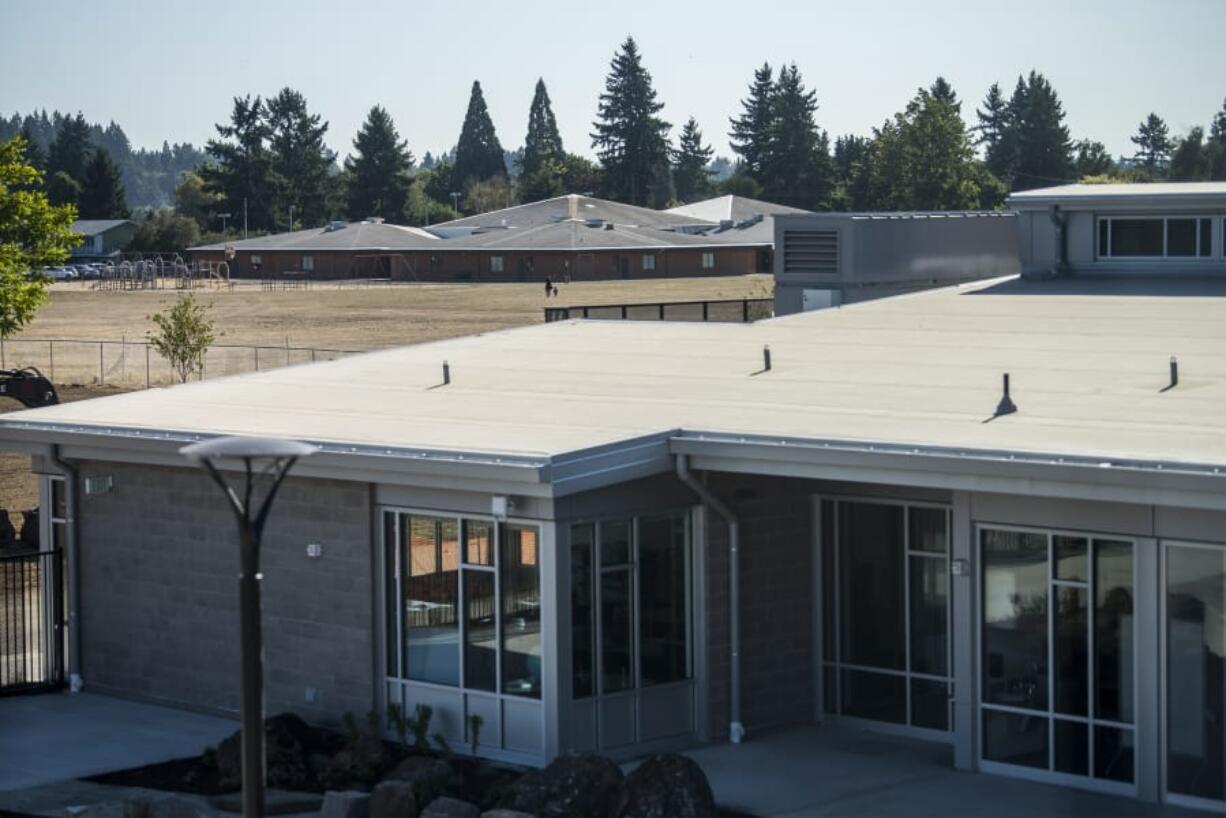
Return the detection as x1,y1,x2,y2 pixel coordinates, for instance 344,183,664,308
46,444,82,692
675,453,744,744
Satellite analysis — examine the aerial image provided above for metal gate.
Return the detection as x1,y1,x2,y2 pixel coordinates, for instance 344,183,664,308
0,549,65,694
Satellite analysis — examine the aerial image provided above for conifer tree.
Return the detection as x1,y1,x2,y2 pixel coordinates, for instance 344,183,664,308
759,64,832,209
673,117,714,203
19,124,44,171
78,147,130,218
1169,127,1210,180
729,63,775,181
345,105,414,221
452,81,507,193
202,95,278,232
520,79,566,202
267,87,336,228
1074,139,1115,178
47,113,91,184
1131,112,1172,176
979,72,1074,191
591,37,672,206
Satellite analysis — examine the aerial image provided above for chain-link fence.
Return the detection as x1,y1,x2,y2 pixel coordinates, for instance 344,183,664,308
0,338,363,390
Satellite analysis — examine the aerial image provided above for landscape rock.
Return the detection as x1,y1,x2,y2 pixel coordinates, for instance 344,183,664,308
320,734,391,789
215,713,320,790
502,753,623,818
369,780,419,818
382,755,454,806
321,791,371,818
420,797,480,818
616,754,716,818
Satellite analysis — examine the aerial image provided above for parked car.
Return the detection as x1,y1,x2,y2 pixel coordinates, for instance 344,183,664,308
42,266,77,281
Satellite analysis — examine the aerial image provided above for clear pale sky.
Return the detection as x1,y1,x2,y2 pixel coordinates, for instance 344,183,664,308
2,0,1223,162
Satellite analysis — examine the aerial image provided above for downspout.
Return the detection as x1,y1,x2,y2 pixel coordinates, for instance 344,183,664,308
675,454,745,744
47,445,82,692
1049,204,1069,277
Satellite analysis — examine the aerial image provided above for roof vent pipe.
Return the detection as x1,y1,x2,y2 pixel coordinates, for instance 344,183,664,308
995,373,1017,417
675,454,745,744
442,361,451,386
763,345,771,372
1163,356,1178,392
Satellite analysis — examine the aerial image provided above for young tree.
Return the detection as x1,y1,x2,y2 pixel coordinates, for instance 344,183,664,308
1074,139,1115,178
202,95,278,233
729,63,775,181
0,135,79,342
759,64,832,209
673,117,714,203
591,36,672,206
78,148,130,218
345,105,414,221
1131,112,1173,176
1169,127,1210,181
47,113,92,186
174,171,224,231
452,81,507,194
128,209,202,254
462,175,517,215
147,293,217,383
266,87,336,228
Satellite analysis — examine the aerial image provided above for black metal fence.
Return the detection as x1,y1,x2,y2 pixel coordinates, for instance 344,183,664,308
0,549,64,694
544,297,773,324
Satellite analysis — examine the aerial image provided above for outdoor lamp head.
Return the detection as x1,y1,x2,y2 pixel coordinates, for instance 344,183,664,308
180,435,318,463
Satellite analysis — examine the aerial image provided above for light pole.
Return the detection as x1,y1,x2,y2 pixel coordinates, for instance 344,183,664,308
288,205,295,234
180,436,317,818
450,191,461,214
218,212,233,236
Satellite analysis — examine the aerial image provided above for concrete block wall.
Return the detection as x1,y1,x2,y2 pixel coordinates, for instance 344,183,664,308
75,460,374,726
703,474,814,740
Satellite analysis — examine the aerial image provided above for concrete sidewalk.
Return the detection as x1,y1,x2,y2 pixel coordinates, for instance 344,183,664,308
687,725,1202,818
0,692,236,791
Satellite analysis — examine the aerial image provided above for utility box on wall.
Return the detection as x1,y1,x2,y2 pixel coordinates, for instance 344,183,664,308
772,211,1021,316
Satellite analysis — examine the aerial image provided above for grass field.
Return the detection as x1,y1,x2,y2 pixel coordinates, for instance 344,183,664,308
0,275,772,513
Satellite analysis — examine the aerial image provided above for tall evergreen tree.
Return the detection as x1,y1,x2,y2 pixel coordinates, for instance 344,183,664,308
975,82,1011,178
345,105,414,221
1131,112,1172,175
1208,98,1226,180
832,134,873,211
929,77,960,110
984,71,1074,191
729,63,776,180
452,81,507,194
1169,127,1210,180
267,87,335,228
591,36,672,206
520,79,567,202
202,95,278,233
47,113,91,184
673,117,714,203
759,64,831,209
19,123,44,171
78,147,129,218
1074,139,1115,178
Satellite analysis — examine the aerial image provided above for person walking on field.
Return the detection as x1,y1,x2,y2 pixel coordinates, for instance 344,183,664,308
544,276,553,298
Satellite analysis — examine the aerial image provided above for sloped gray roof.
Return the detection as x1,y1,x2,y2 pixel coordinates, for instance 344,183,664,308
191,221,440,252
666,195,812,222
432,194,704,230
71,219,134,236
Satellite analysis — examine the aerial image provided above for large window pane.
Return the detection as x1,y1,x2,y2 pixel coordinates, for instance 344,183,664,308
982,529,1048,710
1095,726,1135,783
840,502,905,670
1110,219,1164,256
841,669,905,724
404,515,459,686
1095,540,1134,723
1167,219,1197,257
464,520,493,566
1054,586,1088,716
909,507,947,553
983,709,1048,769
910,555,948,676
501,525,540,698
384,512,398,677
1054,719,1088,776
1200,219,1212,257
601,569,634,692
911,679,949,730
638,515,688,686
601,520,631,565
1166,545,1226,801
463,571,496,691
1098,219,1108,258
570,525,595,699
1054,535,1087,582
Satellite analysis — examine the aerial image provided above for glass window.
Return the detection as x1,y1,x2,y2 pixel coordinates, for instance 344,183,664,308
403,515,460,686
570,525,595,699
601,520,631,566
701,252,715,269
1054,535,1087,582
909,507,947,553
490,256,504,273
301,255,315,271
1054,586,1088,716
1054,719,1089,776
501,525,540,697
910,555,948,676
638,515,688,686
1095,540,1133,723
1167,219,1198,257
1200,219,1212,257
911,679,949,731
839,502,905,670
1109,219,1164,256
601,569,634,692
250,255,262,266
1095,725,1135,783
983,709,1048,769
51,479,66,519
1097,219,1108,258
384,512,398,677
841,669,905,724
642,254,656,271
982,529,1048,710
464,520,493,565
464,571,496,691
821,500,836,663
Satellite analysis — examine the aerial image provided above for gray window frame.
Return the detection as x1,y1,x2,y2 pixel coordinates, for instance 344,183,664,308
1095,215,1215,261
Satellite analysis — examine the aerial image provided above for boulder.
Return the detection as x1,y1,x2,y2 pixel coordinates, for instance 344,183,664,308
321,791,371,818
320,734,391,789
382,755,454,807
616,754,716,818
420,798,480,818
369,780,419,818
503,753,623,818
215,713,320,791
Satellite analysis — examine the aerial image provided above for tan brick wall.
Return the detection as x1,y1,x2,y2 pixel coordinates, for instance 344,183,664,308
75,461,374,726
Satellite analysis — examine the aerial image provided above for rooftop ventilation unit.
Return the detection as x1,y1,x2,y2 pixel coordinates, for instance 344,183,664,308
719,219,735,231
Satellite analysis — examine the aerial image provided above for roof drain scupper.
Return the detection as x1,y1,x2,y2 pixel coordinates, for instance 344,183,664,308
675,453,745,744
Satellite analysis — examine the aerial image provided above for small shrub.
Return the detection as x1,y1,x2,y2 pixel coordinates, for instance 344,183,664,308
410,704,433,751
387,702,408,749
432,731,453,758
468,713,484,756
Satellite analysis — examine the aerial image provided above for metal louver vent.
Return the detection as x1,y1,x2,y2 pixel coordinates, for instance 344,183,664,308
782,229,839,275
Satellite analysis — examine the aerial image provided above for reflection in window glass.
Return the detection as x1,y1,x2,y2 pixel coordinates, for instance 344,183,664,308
1054,719,1089,776
601,520,631,565
601,569,634,692
840,502,905,670
982,529,1048,710
983,709,1048,769
908,507,947,553
501,525,541,697
1095,540,1134,723
1098,219,1109,257
841,669,905,724
910,555,948,676
571,525,595,699
1110,219,1164,256
639,516,688,686
464,520,493,565
403,515,459,686
1166,219,1197,257
464,571,496,691
1054,535,1087,582
1200,219,1212,257
1095,725,1135,783
911,679,948,730
1054,586,1088,716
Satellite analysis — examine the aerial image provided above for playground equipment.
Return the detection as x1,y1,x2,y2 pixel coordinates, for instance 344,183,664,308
91,254,231,291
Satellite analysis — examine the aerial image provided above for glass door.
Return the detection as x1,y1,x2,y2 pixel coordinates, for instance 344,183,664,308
979,527,1135,791
1164,542,1226,808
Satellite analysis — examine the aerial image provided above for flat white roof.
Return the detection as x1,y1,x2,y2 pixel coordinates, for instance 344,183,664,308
3,277,1225,477
1008,182,1226,209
